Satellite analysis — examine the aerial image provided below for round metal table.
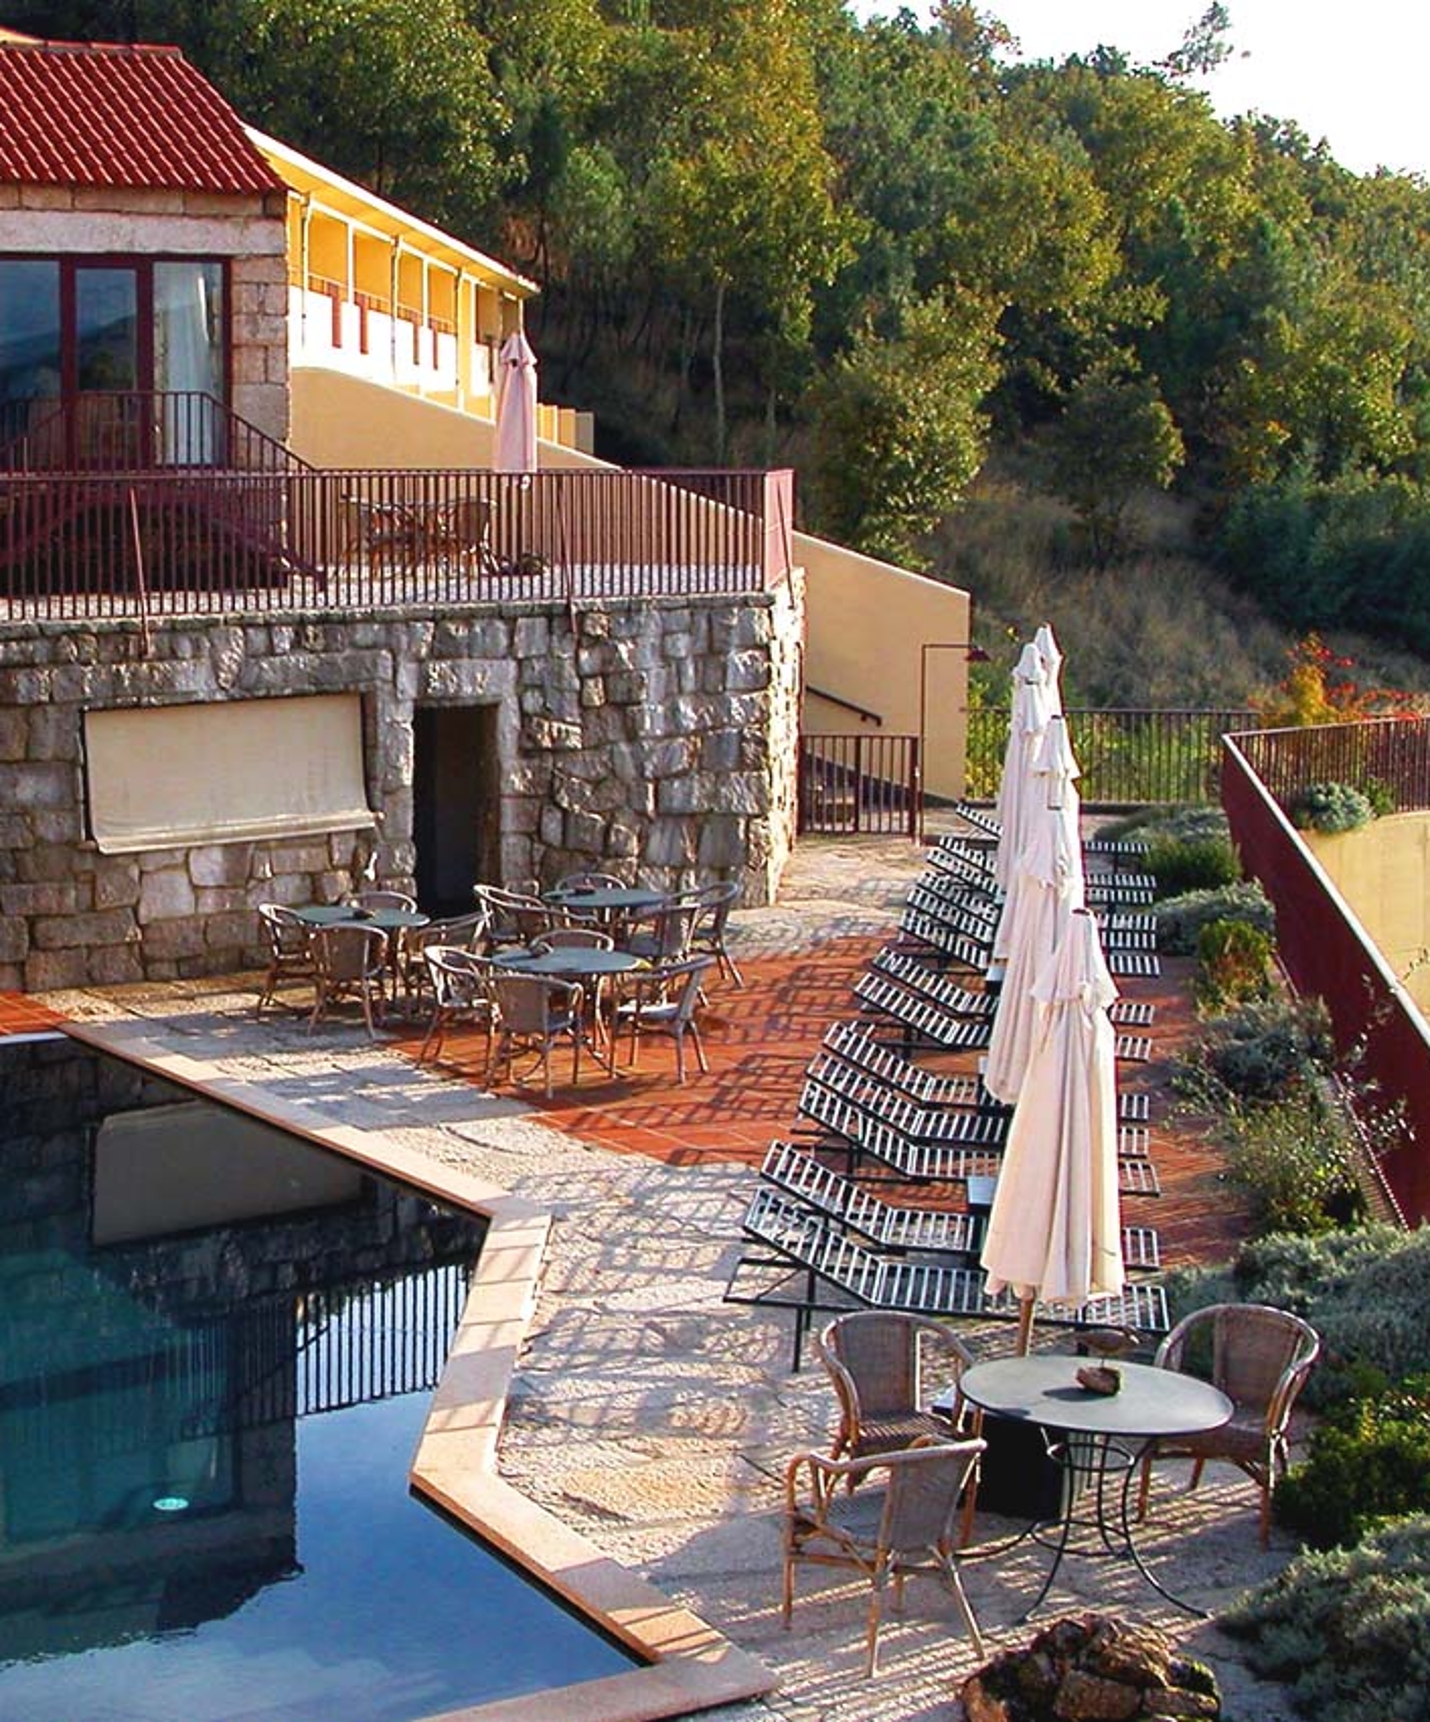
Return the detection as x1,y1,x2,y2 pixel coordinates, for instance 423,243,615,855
959,1354,1233,1616
546,886,668,917
493,947,647,1073
292,904,429,933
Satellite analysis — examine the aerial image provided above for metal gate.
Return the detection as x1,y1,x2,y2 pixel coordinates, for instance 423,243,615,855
797,733,921,837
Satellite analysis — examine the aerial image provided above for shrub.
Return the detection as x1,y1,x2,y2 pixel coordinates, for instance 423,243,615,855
1220,1084,1367,1236
1108,804,1230,846
1220,1516,1430,1722
1197,917,1274,1007
1288,780,1375,834
1177,994,1334,1103
1275,1375,1430,1548
1156,881,1275,955
1166,1225,1430,1408
1145,831,1241,896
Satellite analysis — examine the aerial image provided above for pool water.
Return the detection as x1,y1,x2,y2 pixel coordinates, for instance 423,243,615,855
0,1037,636,1721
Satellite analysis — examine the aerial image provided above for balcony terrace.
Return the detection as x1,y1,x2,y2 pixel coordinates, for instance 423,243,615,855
0,393,794,626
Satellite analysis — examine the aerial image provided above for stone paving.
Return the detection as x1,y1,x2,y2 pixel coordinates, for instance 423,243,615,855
16,825,1302,1722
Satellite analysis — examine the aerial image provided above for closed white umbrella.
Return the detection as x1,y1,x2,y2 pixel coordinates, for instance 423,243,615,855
981,906,1125,1352
984,716,1086,1102
494,329,539,473
1033,621,1064,712
993,642,1055,894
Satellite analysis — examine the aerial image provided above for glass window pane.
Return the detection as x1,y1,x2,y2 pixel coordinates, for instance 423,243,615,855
0,259,61,447
75,267,138,391
154,261,225,463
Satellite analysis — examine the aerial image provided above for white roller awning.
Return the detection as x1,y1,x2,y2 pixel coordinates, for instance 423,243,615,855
85,692,375,855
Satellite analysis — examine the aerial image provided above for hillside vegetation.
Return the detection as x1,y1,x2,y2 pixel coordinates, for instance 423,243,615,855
18,1,1430,699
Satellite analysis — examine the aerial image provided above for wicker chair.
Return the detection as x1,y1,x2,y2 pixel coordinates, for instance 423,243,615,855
817,1311,980,1461
782,1439,987,1676
689,878,744,987
474,884,557,948
487,972,586,1097
400,911,490,1011
611,954,713,1083
307,923,389,1039
354,888,417,912
624,896,700,964
419,946,496,1065
1136,1302,1321,1546
255,902,314,1017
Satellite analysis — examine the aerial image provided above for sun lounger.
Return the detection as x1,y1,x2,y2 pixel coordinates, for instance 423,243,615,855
727,1182,1169,1367
818,1020,1151,1123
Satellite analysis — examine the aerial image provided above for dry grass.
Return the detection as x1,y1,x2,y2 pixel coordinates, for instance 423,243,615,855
930,467,1430,709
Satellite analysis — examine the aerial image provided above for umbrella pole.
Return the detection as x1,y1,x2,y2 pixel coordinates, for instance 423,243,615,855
1014,1298,1036,1356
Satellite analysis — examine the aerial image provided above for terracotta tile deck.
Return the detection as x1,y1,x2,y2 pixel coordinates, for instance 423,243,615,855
385,941,1250,1271
0,991,68,1034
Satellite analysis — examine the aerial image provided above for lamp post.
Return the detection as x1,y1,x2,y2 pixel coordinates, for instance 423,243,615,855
919,639,992,842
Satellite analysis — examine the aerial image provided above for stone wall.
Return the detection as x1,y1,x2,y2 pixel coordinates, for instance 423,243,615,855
0,580,803,992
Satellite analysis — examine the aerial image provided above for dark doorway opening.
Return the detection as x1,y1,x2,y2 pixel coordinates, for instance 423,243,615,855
413,704,499,915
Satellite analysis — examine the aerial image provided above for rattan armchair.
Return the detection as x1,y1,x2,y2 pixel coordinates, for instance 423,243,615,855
611,954,713,1082
419,946,496,1066
307,923,389,1039
1136,1301,1321,1546
255,902,313,1017
487,971,586,1097
781,1438,987,1676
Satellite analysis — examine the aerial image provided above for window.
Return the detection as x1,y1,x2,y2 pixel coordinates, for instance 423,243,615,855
84,694,375,854
0,255,228,464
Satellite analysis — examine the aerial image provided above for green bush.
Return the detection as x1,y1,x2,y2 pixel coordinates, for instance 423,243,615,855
1156,881,1275,954
1197,917,1274,1007
1145,831,1241,896
1103,804,1231,845
1165,1225,1430,1408
1288,780,1375,834
1177,994,1334,1103
1221,1084,1367,1236
1363,776,1398,818
1275,1376,1430,1548
1220,1516,1430,1722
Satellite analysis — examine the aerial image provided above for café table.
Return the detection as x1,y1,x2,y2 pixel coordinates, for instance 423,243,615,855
544,884,668,939
954,1353,1233,1618
292,904,430,1009
493,945,647,1070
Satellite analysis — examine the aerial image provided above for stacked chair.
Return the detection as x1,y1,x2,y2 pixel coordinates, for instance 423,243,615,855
724,804,1170,1368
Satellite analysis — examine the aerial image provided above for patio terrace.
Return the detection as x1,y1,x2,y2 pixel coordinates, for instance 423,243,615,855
0,823,1302,1722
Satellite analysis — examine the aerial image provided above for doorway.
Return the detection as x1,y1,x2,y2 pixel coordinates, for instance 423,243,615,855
413,704,499,915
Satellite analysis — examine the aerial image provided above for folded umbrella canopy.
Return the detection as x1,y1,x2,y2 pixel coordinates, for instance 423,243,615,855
1034,620,1064,713
993,641,1056,895
985,714,1086,1102
981,906,1126,1353
494,329,539,474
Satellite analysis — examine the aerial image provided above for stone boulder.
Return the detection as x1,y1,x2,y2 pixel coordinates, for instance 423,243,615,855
960,1614,1219,1722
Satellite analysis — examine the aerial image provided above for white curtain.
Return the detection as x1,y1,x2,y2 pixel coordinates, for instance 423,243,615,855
154,262,222,464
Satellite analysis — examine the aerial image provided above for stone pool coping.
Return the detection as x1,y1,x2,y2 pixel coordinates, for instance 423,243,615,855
61,1015,776,1722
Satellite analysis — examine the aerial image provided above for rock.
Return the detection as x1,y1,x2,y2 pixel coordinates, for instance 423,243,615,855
957,1615,1220,1722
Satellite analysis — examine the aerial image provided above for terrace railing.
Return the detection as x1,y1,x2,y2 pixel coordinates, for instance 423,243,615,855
0,461,796,621
967,706,1256,806
1234,715,1430,812
1223,726,1429,1223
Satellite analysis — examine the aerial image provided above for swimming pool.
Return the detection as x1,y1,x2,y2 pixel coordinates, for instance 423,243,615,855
0,1035,637,1721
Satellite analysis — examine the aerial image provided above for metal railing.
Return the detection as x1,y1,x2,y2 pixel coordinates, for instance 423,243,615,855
967,706,1256,806
0,461,796,620
1223,730,1427,1222
0,390,310,476
798,732,921,837
1234,716,1430,812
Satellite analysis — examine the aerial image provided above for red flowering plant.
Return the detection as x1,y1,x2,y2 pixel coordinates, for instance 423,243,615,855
1250,635,1424,728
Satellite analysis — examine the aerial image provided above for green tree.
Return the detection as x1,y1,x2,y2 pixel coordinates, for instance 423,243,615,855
1046,368,1184,565
810,291,999,567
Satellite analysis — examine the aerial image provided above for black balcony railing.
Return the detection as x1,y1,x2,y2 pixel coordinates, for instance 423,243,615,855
0,445,796,620
967,706,1256,806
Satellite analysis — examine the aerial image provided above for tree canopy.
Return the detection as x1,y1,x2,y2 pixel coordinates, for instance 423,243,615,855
13,0,1430,642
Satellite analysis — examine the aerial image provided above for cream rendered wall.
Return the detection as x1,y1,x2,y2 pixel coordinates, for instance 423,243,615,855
288,370,972,798
1304,812,1430,1013
796,536,971,802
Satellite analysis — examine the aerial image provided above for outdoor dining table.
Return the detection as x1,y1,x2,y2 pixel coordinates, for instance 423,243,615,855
292,904,430,1008
544,884,669,936
954,1354,1233,1618
493,945,648,1071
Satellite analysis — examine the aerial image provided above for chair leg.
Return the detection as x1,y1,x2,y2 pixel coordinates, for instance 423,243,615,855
942,1559,985,1661
865,1570,888,1677
1136,1448,1154,1523
689,1021,709,1074
1258,1479,1272,1548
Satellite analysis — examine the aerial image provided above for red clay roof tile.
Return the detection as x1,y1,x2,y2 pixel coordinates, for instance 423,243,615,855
0,39,282,195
